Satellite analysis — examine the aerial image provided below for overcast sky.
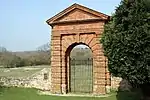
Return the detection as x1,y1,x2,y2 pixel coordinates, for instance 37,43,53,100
0,0,121,51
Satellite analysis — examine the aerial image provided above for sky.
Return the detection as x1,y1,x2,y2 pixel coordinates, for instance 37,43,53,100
0,0,121,52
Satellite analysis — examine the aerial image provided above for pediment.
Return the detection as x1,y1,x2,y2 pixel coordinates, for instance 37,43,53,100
55,9,100,22
46,3,110,25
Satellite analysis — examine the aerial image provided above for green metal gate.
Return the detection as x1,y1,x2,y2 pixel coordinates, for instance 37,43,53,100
70,58,93,93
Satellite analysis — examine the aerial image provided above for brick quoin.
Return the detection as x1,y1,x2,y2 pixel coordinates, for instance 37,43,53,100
46,3,110,94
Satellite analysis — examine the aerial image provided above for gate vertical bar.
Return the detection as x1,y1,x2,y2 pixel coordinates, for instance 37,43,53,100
70,56,93,93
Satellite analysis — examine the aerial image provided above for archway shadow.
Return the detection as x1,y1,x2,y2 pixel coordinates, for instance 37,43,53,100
116,79,141,100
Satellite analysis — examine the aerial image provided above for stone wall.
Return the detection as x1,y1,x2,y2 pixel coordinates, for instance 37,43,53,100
110,76,132,92
0,67,131,93
0,68,51,91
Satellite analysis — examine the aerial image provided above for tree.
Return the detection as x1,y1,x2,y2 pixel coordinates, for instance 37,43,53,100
0,47,27,68
101,0,150,99
36,42,51,65
1,52,25,68
0,46,7,65
37,42,50,52
0,46,7,53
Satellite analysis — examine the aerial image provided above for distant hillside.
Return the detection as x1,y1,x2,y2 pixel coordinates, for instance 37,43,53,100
12,51,40,58
12,48,92,59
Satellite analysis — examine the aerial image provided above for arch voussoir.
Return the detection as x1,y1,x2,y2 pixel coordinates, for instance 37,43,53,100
85,34,94,46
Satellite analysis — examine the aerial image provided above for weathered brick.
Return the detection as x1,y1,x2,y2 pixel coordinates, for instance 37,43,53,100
88,37,99,48
51,67,61,73
61,67,66,73
106,79,111,86
51,61,61,67
85,34,94,45
61,72,66,77
52,36,61,40
106,67,109,72
51,45,61,51
61,78,67,84
51,40,61,45
94,67,105,73
93,55,105,61
80,34,87,43
92,43,103,51
94,73,106,78
51,56,61,62
94,57,106,62
61,51,66,56
51,50,61,56
51,78,61,84
94,85,106,94
51,84,61,93
93,61,105,67
94,79,106,85
61,61,66,67
51,72,61,78
106,72,111,79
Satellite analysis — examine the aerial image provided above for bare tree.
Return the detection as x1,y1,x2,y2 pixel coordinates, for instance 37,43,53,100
0,46,7,53
34,42,51,65
37,42,50,52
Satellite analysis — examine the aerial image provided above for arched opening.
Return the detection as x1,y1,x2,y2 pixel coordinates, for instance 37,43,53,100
65,43,93,93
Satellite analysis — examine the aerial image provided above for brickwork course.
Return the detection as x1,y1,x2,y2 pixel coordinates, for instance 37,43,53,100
46,3,111,94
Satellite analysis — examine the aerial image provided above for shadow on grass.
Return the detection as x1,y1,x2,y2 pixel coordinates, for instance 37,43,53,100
116,80,141,100
0,86,10,95
0,80,11,95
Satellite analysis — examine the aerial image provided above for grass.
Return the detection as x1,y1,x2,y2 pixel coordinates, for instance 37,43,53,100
0,87,116,100
0,65,49,78
0,64,141,100
0,87,142,100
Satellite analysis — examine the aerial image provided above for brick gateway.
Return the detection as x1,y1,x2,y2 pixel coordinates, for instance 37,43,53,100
46,3,111,94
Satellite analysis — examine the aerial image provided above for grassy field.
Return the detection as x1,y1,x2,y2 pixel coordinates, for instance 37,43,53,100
0,87,141,100
0,65,141,100
0,65,50,78
0,87,113,100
